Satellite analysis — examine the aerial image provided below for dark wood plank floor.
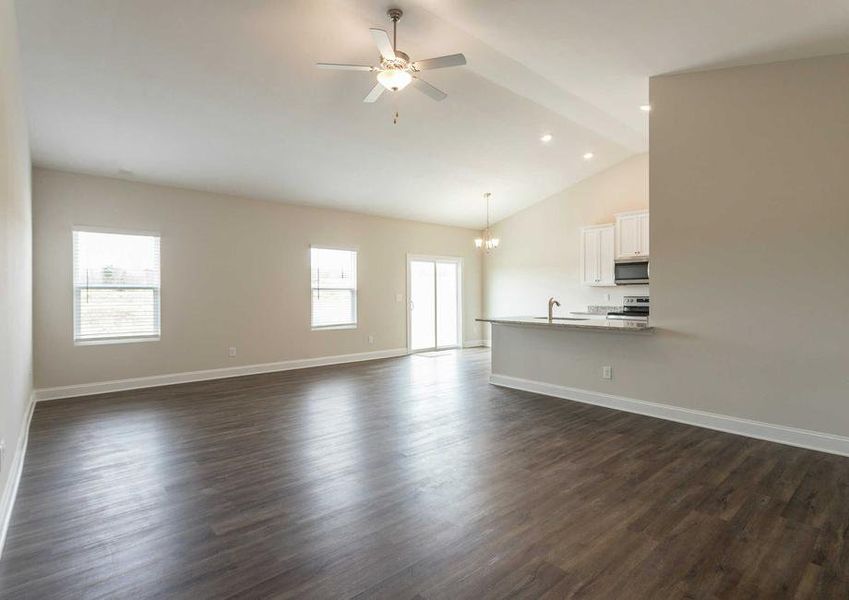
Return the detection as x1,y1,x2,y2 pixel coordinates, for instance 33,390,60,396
2,349,849,599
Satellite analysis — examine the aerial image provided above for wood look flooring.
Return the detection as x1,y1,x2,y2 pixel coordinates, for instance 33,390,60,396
2,349,849,599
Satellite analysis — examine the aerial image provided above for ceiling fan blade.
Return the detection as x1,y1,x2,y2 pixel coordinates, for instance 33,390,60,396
316,63,374,71
369,28,396,60
363,82,385,103
412,77,447,101
412,53,466,71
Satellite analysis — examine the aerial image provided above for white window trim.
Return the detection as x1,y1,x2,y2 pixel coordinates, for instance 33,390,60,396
311,324,358,331
310,245,358,331
72,227,163,345
75,335,160,347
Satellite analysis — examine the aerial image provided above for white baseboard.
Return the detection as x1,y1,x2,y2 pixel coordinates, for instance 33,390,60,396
0,392,36,560
35,348,409,402
490,374,849,457
463,339,489,348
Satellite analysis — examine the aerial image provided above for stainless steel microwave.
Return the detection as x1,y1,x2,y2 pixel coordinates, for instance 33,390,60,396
614,259,649,285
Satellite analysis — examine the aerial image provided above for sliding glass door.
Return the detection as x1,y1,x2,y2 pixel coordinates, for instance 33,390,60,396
407,256,462,351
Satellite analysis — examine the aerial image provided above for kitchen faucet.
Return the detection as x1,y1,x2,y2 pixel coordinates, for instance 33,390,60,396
548,297,560,322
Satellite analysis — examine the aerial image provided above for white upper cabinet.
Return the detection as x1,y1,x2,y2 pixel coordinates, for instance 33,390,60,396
581,224,615,286
639,211,649,256
617,215,640,257
599,226,615,284
615,210,650,259
581,227,600,285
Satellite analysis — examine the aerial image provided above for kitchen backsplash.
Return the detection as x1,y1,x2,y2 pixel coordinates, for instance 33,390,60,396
586,305,622,315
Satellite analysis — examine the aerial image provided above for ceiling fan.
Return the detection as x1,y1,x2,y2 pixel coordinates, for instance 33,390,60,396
316,8,466,103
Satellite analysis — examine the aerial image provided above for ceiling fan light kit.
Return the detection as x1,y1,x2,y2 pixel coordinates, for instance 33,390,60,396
316,8,466,103
377,68,412,91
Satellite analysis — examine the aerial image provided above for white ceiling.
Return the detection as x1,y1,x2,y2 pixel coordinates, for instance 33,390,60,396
16,0,849,227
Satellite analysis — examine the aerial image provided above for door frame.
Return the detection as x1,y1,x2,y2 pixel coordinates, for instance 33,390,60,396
406,254,464,353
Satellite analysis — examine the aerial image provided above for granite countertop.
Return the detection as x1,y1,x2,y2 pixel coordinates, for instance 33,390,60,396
476,316,654,333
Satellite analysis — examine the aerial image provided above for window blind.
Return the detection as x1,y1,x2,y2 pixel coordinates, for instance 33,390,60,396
311,247,357,328
73,230,161,341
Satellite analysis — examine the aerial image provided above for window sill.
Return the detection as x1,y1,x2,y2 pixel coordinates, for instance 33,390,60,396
74,336,160,346
311,324,358,331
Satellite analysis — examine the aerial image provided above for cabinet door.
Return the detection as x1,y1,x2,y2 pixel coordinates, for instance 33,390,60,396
616,214,640,258
598,226,615,285
638,212,650,257
581,228,600,285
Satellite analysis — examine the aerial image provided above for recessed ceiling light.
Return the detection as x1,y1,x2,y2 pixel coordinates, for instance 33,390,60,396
540,133,553,143
640,104,652,112
583,152,594,160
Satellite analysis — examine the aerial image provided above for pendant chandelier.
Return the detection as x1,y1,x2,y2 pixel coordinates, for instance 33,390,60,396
474,192,500,252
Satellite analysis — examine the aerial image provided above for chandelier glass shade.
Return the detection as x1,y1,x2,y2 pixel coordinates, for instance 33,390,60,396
474,193,499,252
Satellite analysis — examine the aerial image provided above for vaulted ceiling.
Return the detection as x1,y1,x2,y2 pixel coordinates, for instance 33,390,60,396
16,0,849,227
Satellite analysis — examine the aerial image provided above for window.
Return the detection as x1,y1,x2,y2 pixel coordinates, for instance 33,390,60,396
73,230,161,343
311,247,357,329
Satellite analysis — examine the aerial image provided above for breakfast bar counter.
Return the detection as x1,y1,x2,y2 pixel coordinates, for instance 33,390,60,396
476,316,653,333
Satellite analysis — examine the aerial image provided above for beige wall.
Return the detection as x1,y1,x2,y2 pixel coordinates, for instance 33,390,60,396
33,169,484,388
483,153,649,322
488,53,849,438
0,0,33,516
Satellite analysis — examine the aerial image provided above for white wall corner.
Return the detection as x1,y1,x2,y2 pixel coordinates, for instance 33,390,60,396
490,374,849,458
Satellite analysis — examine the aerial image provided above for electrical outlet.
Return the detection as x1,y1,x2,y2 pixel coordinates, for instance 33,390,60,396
395,293,403,303
602,366,613,380
368,335,375,344
228,346,237,358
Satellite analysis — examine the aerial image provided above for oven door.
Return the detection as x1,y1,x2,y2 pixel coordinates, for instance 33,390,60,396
614,260,649,285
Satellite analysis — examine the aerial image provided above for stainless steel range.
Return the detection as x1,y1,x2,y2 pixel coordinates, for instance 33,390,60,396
606,295,649,322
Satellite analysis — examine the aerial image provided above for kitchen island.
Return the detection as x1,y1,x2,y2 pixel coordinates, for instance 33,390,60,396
477,314,661,424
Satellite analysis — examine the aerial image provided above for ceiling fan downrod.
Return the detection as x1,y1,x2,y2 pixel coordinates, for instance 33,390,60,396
388,8,402,51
